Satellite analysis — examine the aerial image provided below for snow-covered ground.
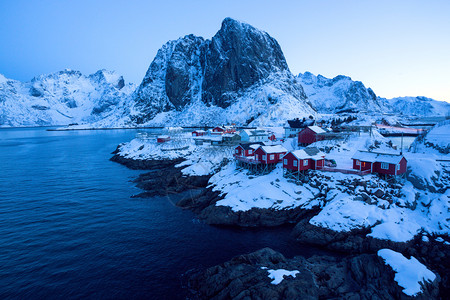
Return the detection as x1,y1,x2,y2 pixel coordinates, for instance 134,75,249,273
378,249,436,296
118,128,449,245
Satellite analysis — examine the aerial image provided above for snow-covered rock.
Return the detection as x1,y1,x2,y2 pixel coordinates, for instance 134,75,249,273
378,249,436,296
0,69,135,127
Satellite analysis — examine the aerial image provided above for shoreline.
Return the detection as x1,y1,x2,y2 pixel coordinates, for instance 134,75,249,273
110,150,448,298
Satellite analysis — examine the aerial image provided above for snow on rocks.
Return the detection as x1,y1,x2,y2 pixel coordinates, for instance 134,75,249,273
260,267,300,285
378,249,436,296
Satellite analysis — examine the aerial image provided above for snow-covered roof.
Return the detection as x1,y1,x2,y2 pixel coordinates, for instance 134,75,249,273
193,130,207,133
239,142,265,150
352,150,405,164
307,126,326,134
157,135,170,139
289,149,326,160
258,145,287,154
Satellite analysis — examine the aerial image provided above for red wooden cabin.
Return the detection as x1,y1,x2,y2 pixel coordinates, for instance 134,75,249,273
254,145,287,164
298,126,326,146
192,130,207,137
234,142,264,157
283,147,326,171
352,151,407,176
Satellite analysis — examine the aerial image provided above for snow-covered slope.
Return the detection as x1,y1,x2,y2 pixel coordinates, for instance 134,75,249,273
297,72,450,117
129,18,315,127
0,69,135,127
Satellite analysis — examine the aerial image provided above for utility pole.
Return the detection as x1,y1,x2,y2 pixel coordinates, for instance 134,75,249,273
400,132,403,155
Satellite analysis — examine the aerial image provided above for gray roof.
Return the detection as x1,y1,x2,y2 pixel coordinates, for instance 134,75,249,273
352,150,405,164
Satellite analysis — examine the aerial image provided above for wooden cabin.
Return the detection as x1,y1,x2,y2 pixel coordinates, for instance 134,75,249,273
157,135,171,143
240,129,269,142
254,145,287,164
283,147,326,172
351,151,407,176
234,142,264,157
192,130,207,137
212,127,225,134
298,126,326,146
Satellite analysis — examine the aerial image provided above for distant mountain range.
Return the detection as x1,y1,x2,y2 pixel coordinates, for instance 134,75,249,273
297,72,450,116
0,69,135,127
1,18,448,127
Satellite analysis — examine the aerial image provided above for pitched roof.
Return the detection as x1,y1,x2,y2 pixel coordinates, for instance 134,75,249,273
307,126,326,134
286,118,315,128
239,142,265,150
258,145,288,154
289,148,326,160
303,147,320,156
352,150,405,164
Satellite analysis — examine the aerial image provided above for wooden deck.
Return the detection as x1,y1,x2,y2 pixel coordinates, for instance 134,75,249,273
316,166,371,176
234,155,262,165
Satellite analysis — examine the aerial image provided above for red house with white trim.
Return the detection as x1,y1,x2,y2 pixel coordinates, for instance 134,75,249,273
298,126,326,146
254,145,287,164
283,147,326,172
234,142,264,157
351,151,407,176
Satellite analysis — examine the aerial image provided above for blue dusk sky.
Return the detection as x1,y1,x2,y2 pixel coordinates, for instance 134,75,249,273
0,0,449,102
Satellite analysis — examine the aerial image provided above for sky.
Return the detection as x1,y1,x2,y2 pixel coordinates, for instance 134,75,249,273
0,0,449,102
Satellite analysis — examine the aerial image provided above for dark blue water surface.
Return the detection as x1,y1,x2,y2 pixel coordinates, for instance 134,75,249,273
0,128,325,299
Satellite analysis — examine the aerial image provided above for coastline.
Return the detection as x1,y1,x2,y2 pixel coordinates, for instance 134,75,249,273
110,148,448,298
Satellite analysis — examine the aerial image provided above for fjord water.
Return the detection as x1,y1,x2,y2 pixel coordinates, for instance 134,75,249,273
0,128,319,299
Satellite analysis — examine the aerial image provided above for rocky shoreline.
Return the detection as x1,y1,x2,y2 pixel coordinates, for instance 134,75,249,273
110,152,447,299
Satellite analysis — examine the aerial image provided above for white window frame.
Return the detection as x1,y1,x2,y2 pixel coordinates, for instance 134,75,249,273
304,159,308,166
283,159,287,165
235,149,239,154
249,149,253,154
397,164,400,171
262,155,267,161
356,160,360,166
256,154,259,160
270,154,274,160
293,160,298,167
381,162,389,170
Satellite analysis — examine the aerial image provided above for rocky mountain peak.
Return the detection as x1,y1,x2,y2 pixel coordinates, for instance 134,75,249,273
132,18,303,124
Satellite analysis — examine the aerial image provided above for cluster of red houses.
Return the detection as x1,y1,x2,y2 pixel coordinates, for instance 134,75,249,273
234,142,407,178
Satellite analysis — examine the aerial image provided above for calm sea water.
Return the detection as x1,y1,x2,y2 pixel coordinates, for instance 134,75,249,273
0,128,326,299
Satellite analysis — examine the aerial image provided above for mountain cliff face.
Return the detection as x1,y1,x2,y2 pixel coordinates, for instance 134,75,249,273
0,69,135,127
132,18,314,126
386,96,450,117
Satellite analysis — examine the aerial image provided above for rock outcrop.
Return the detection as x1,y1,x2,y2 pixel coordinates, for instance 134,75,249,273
188,247,439,299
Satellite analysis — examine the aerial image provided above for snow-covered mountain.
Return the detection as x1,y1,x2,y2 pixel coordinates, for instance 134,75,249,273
297,72,450,117
0,69,135,127
297,72,383,113
387,96,450,117
130,18,315,126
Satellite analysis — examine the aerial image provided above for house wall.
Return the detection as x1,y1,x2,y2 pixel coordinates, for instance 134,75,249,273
352,159,372,171
398,158,407,174
373,162,396,175
255,148,285,164
298,128,322,145
312,159,324,170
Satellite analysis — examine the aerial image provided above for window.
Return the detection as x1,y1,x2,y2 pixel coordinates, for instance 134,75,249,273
397,164,400,171
270,154,274,160
284,159,287,165
293,160,298,167
262,155,267,160
256,154,259,160
235,149,239,154
381,162,389,170
249,150,253,154
356,160,360,166
304,159,308,166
